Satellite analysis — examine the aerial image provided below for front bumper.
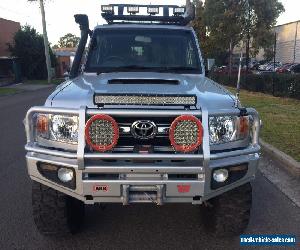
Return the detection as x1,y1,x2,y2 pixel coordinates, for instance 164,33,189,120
25,107,261,205
26,151,259,205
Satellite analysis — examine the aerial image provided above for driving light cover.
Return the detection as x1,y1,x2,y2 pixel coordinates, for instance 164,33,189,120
169,115,203,153
101,5,114,13
209,116,250,144
213,169,229,183
211,164,248,190
38,163,76,189
147,7,159,15
174,7,185,16
57,168,74,183
127,6,139,14
85,114,119,152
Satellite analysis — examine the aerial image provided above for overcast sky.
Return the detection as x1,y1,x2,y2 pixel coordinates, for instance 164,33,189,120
0,0,299,45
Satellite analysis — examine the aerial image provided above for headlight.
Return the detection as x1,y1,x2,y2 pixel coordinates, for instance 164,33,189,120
209,116,250,144
36,114,79,144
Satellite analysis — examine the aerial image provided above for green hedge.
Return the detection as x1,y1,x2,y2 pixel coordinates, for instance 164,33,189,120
210,73,300,99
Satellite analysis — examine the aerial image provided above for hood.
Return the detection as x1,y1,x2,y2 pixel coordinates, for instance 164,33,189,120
47,72,235,112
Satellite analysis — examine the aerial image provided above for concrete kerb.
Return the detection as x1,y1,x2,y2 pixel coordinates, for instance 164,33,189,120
260,139,300,177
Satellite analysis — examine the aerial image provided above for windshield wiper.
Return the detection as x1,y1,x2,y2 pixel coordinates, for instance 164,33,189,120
96,65,199,74
119,65,153,70
97,65,152,74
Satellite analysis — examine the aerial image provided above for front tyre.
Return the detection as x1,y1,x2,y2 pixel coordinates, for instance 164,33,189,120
201,183,252,237
32,181,85,235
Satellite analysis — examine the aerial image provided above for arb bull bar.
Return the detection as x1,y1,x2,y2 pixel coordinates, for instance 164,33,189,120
25,106,261,205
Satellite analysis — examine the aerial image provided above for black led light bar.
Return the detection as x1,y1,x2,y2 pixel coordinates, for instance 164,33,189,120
94,93,197,107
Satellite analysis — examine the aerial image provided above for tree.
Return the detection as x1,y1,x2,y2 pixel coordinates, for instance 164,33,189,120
191,0,228,66
191,1,208,57
8,25,56,80
192,0,284,66
56,33,80,48
247,0,284,57
204,0,246,69
243,0,284,70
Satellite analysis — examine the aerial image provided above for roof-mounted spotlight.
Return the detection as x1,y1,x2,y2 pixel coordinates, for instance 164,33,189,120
147,6,159,15
127,6,139,15
174,7,185,16
101,5,114,14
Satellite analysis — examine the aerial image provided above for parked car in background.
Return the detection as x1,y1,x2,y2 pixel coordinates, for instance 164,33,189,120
276,63,294,73
258,62,270,71
258,62,282,71
250,61,261,70
265,62,282,72
213,65,252,75
288,63,300,74
255,70,276,75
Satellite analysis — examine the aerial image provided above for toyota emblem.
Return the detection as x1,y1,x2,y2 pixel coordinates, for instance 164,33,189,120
131,120,157,140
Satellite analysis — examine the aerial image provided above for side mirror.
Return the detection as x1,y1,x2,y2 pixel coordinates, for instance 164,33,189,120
63,71,70,80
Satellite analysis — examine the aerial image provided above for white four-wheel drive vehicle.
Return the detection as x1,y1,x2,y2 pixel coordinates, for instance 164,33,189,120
24,3,260,236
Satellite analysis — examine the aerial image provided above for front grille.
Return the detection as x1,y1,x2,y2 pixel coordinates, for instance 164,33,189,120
116,116,173,153
85,114,202,154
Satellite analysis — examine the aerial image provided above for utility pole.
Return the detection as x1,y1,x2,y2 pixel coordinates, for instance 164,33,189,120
40,0,52,83
293,21,298,63
229,40,233,79
274,32,277,72
29,0,52,83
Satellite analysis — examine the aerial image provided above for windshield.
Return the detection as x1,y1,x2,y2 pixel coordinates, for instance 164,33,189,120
85,28,202,74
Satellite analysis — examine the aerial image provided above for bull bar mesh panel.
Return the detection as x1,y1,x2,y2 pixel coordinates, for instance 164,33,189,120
94,94,197,107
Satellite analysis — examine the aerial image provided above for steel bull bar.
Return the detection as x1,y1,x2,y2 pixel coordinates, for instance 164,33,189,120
25,106,261,204
25,144,260,163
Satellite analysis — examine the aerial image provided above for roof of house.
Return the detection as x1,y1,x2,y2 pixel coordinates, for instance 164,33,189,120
275,20,300,28
0,17,20,25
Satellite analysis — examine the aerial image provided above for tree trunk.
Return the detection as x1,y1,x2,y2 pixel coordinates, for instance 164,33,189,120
245,4,251,82
273,32,277,72
245,37,250,83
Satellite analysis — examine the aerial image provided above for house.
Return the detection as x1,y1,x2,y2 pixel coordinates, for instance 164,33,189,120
230,20,300,66
0,18,21,85
0,18,21,56
274,20,300,64
53,48,76,77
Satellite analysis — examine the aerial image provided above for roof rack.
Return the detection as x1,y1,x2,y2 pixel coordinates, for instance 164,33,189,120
101,3,195,26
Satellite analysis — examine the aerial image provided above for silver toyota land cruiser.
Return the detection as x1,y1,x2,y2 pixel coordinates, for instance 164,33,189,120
24,3,261,236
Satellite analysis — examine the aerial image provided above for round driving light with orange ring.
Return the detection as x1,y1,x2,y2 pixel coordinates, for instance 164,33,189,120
85,114,119,152
169,115,203,153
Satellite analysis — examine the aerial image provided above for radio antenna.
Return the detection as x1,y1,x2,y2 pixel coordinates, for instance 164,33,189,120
235,41,244,108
